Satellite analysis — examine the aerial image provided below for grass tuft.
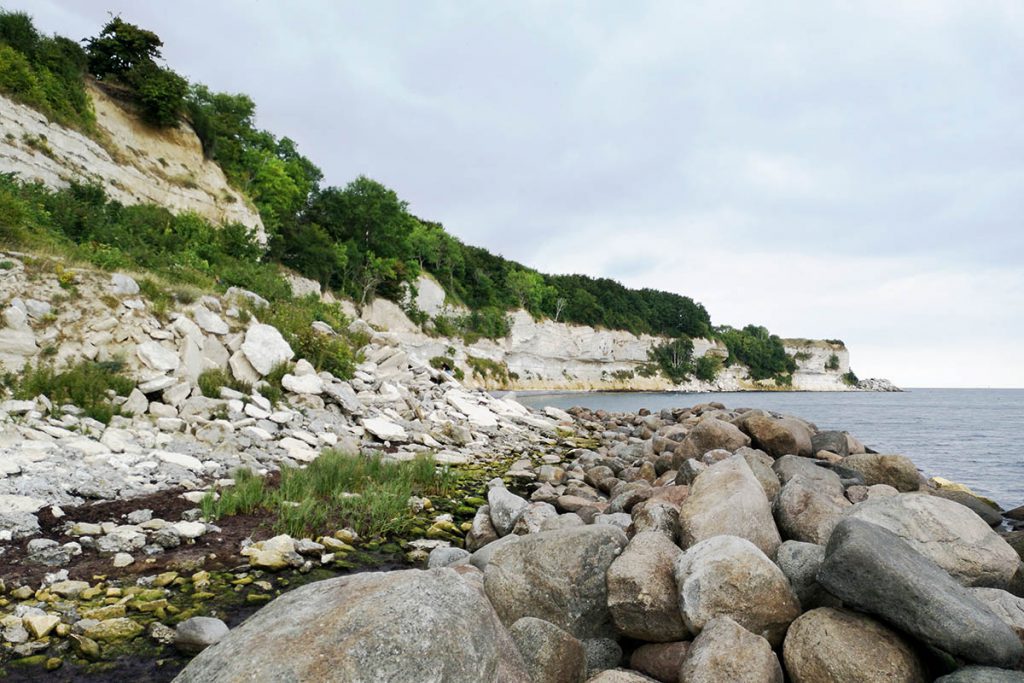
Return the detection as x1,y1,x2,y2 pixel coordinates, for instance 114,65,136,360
201,450,459,539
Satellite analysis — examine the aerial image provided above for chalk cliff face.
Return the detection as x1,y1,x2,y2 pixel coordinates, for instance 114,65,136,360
0,84,265,241
359,275,862,392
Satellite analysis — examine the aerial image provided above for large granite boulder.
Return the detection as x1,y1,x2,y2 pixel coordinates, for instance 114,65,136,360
774,476,851,544
485,525,628,639
783,607,926,682
739,414,813,458
606,531,687,642
970,588,1024,647
846,493,1019,588
674,535,801,648
772,454,843,488
509,617,586,683
678,616,783,683
841,453,920,492
812,431,850,457
776,540,840,610
817,518,1023,668
629,642,690,683
174,568,530,682
677,455,781,556
673,417,750,461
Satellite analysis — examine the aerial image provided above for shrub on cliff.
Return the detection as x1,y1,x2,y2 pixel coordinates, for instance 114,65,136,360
718,324,797,381
84,17,185,128
0,11,94,131
14,359,134,423
649,335,695,382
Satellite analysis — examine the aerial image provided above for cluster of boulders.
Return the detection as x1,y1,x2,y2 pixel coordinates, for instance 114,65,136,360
178,403,1024,682
0,257,562,549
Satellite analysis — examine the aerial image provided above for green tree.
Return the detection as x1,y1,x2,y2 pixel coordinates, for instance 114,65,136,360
84,16,163,78
127,61,186,127
648,336,695,383
506,268,553,314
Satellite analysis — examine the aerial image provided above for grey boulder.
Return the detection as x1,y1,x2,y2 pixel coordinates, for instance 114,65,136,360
846,493,1019,588
485,525,628,639
509,617,586,683
817,517,1023,668
678,455,781,557
174,568,530,682
678,616,783,683
606,531,688,642
674,535,801,648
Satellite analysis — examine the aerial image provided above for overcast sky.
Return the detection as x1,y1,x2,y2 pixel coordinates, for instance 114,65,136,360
13,1,1024,387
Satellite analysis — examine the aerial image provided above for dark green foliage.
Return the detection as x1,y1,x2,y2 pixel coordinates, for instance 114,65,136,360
0,174,285,300
14,360,134,423
429,355,464,381
842,370,859,386
694,354,722,382
84,17,163,78
0,10,94,131
83,17,185,128
126,61,187,127
718,325,798,381
648,335,695,383
825,353,840,370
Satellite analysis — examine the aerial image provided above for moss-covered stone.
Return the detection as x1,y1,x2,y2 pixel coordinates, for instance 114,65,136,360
84,618,144,642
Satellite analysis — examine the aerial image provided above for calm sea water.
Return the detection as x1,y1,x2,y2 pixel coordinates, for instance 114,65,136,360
514,389,1024,509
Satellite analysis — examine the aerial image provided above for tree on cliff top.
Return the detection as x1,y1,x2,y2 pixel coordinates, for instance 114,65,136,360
84,16,162,78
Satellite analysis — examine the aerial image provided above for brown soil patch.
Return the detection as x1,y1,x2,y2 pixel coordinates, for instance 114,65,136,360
1,477,283,587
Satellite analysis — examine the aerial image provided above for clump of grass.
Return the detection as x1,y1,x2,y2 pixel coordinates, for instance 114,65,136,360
257,362,290,406
197,368,251,398
466,355,516,383
13,359,135,423
429,354,464,381
201,451,459,539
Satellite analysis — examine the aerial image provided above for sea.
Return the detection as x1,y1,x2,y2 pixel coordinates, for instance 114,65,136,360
514,388,1024,510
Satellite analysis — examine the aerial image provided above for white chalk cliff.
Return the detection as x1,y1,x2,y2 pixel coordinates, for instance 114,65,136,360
0,83,265,242
355,275,868,392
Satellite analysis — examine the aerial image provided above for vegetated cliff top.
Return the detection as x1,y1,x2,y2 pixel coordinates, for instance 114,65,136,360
0,9,842,376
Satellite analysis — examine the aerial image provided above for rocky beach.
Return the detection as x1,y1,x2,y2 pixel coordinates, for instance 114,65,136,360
0,255,1021,682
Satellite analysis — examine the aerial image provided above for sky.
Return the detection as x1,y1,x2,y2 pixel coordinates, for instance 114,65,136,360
11,0,1024,387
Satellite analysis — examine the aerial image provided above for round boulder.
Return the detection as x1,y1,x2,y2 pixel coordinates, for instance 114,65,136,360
606,531,688,642
847,493,1020,588
174,568,530,682
783,607,926,683
841,454,920,492
485,525,628,639
679,616,783,683
674,535,801,647
678,455,781,557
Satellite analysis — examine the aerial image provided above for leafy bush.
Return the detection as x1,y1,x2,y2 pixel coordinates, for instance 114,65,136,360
429,355,464,381
825,353,840,371
14,360,134,423
260,296,358,379
694,354,722,382
842,370,859,386
466,355,514,384
648,336,695,383
717,325,797,381
0,11,94,132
